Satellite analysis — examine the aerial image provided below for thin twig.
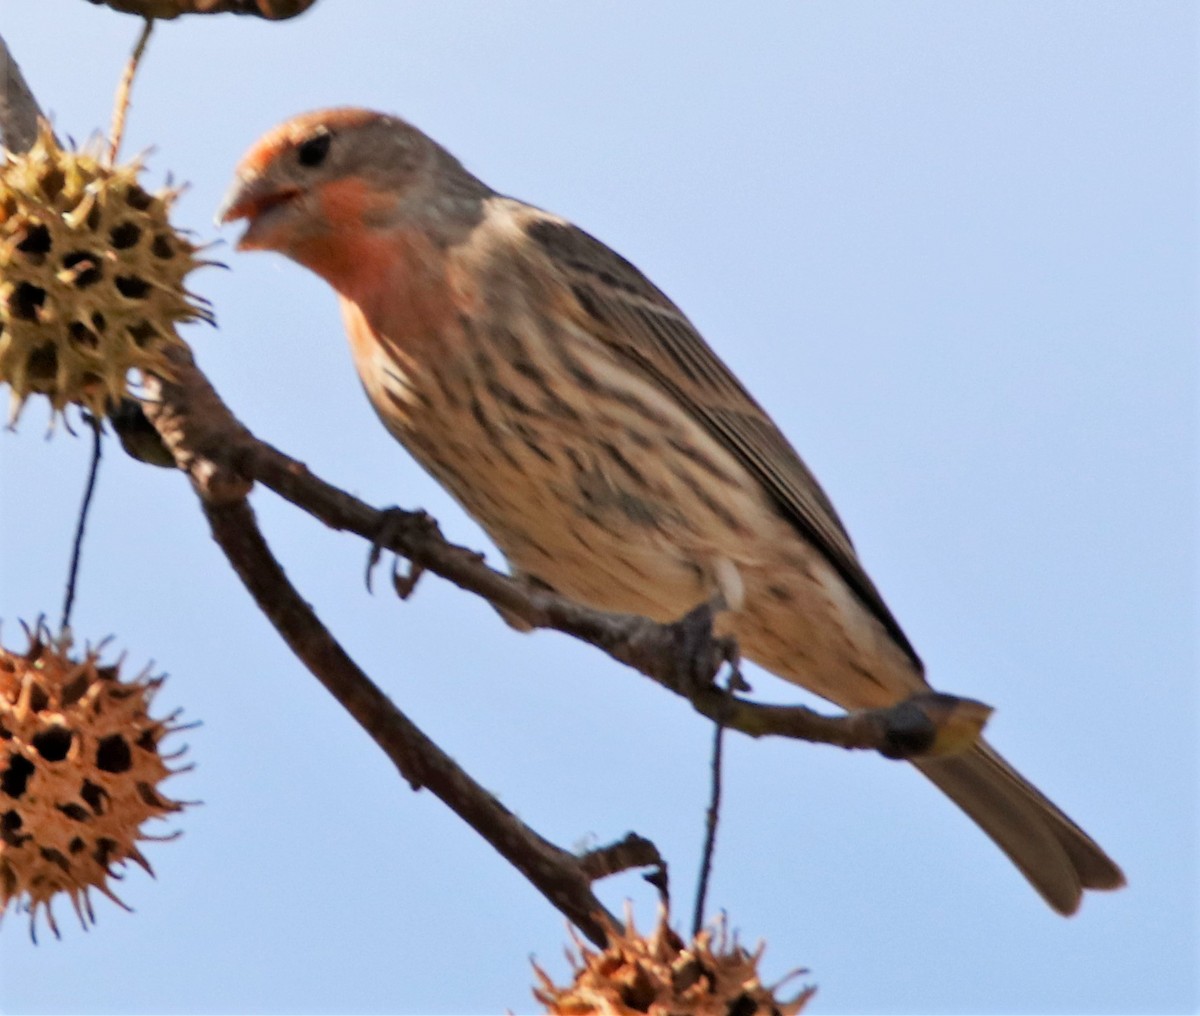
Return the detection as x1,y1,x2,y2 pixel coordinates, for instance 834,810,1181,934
578,833,667,888
60,419,104,634
108,17,154,165
692,710,726,937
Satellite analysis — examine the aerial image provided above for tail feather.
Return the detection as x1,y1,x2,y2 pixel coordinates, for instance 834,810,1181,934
915,741,1124,914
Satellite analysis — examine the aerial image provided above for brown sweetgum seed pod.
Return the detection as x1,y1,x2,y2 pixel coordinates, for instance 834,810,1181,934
0,120,214,426
533,908,814,1016
0,619,191,940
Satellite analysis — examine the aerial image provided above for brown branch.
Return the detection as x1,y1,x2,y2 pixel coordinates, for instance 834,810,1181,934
142,347,993,760
202,495,618,946
108,17,155,165
0,33,44,154
84,0,318,19
578,833,667,888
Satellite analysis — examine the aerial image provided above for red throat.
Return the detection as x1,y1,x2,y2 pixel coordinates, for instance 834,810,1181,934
306,222,466,366
284,178,397,293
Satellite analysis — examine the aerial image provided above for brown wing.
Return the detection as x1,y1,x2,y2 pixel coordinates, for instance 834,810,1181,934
521,211,922,670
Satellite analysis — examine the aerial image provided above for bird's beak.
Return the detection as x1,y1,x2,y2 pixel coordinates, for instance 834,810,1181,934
216,174,303,252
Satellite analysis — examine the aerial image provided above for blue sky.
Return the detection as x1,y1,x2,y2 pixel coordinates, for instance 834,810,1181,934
0,2,1195,1013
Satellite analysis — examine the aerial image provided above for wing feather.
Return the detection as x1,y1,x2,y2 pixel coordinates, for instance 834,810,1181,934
521,210,922,669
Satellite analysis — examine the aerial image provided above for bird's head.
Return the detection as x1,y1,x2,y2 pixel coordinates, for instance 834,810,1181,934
218,107,486,285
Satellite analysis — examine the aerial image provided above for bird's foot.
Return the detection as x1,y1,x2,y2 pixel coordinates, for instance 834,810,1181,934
365,506,431,599
664,600,746,698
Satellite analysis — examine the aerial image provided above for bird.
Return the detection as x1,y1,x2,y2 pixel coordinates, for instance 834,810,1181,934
218,107,1124,914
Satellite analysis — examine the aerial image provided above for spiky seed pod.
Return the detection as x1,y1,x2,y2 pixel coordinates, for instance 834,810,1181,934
0,121,212,425
533,909,814,1016
0,620,190,939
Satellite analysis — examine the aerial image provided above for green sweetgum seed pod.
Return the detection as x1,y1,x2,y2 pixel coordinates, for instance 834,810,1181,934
0,121,211,425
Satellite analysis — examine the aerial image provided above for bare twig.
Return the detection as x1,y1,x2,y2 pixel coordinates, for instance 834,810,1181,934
84,0,318,19
108,18,154,165
0,33,44,154
692,710,726,938
578,833,667,888
60,419,104,634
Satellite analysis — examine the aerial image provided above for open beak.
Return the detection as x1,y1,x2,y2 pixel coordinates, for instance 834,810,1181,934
216,175,303,251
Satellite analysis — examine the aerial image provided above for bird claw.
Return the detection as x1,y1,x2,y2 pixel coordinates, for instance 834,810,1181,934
667,600,746,698
390,558,424,600
365,506,428,599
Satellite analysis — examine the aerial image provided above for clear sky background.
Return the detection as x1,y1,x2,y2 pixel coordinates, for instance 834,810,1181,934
0,2,1195,1014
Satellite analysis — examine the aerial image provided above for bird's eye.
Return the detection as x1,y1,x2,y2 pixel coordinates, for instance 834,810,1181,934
296,132,331,168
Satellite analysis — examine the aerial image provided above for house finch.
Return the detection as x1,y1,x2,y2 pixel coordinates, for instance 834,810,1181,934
219,108,1124,914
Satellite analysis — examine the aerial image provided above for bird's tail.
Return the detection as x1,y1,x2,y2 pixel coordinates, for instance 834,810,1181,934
914,740,1125,914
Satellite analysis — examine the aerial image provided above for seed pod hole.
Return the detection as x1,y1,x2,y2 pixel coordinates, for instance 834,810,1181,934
10,283,46,321
109,221,142,249
16,224,51,257
123,186,153,211
67,321,101,350
114,275,150,300
95,735,132,774
61,251,102,288
31,727,73,763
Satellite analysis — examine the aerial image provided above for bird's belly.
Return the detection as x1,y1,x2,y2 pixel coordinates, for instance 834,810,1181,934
414,415,924,708
361,333,921,707
366,342,772,622
400,398,750,622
